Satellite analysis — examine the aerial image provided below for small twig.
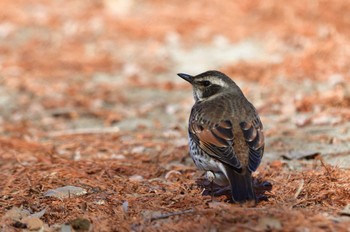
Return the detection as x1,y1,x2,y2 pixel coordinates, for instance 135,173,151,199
25,173,32,188
294,179,304,199
150,209,195,221
292,197,318,207
317,156,334,181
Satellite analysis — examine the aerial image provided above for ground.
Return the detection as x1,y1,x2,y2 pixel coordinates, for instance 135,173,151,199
1,0,350,231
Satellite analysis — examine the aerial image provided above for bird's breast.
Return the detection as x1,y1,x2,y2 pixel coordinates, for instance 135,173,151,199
188,135,223,172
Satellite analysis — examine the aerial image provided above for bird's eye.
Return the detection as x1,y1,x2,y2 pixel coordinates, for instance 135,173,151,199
200,81,211,87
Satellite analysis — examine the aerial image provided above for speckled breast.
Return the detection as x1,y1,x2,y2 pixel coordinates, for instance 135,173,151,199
188,135,222,173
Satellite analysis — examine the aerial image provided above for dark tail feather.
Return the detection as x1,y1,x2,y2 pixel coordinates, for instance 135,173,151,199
225,167,255,203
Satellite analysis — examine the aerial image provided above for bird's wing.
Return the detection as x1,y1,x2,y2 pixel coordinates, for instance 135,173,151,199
239,115,264,172
189,112,242,172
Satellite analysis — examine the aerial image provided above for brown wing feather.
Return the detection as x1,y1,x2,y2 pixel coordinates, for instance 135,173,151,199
240,116,264,172
189,108,242,171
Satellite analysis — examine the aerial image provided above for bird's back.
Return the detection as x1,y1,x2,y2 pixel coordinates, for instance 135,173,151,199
190,90,263,171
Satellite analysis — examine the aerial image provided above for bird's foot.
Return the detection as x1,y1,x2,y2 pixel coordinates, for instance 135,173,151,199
253,179,273,202
197,177,272,202
196,178,231,197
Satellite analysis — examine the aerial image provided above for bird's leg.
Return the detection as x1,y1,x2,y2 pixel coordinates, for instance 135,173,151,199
205,171,215,201
196,172,231,198
212,185,231,196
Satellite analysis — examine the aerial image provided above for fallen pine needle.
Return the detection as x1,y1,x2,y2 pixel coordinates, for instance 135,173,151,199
294,179,304,199
317,156,335,181
150,209,195,221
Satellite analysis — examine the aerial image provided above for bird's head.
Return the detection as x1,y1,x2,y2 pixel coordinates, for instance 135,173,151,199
177,70,240,101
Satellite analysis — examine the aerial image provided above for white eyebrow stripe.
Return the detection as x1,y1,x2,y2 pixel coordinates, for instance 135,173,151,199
209,78,228,87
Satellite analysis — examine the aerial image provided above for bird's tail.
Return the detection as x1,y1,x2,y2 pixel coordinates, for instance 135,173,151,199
225,167,255,203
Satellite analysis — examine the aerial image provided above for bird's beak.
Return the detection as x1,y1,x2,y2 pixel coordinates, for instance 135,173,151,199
177,73,193,84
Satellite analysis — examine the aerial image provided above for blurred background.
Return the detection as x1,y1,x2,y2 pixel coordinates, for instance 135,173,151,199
1,0,350,165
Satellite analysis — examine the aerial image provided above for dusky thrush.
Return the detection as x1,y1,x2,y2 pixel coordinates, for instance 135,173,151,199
178,70,264,203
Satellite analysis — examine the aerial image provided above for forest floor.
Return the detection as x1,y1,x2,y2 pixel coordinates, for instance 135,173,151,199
1,0,350,231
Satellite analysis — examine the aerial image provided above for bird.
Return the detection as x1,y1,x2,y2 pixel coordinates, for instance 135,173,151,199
177,70,264,203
